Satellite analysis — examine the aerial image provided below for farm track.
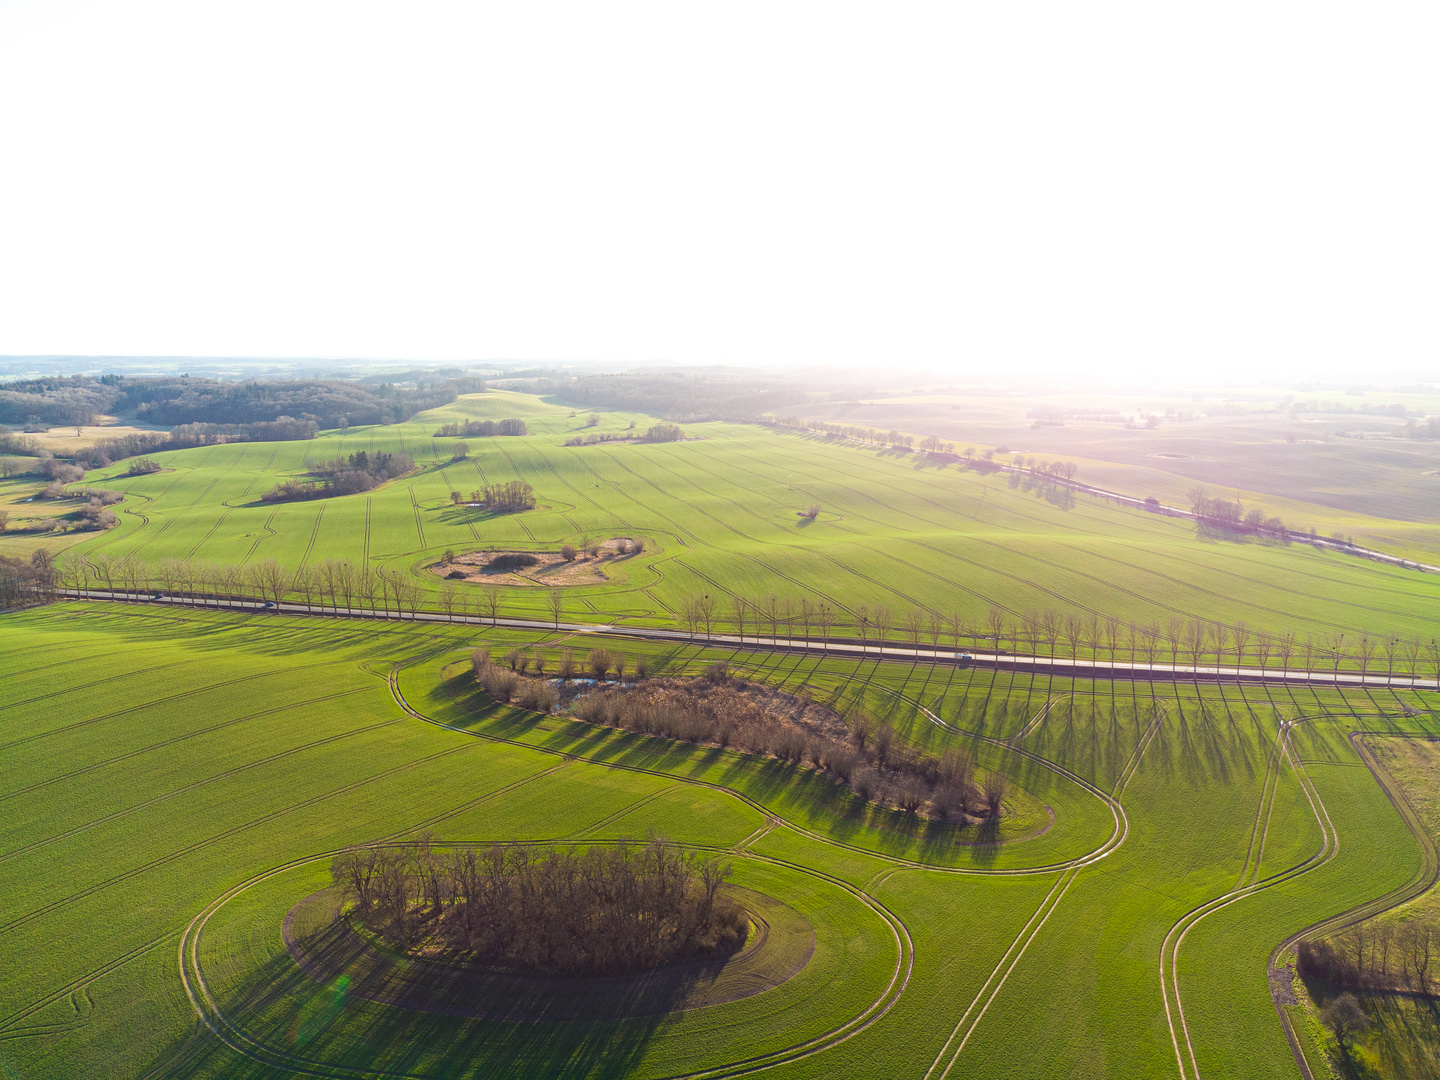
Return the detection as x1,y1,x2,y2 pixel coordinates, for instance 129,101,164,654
362,498,372,567
407,485,426,549
241,511,277,565
299,503,327,567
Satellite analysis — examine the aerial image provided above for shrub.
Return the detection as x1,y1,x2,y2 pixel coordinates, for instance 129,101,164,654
127,457,162,475
560,543,577,562
488,552,539,571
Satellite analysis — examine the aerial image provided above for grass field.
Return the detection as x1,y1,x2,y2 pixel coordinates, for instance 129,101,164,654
10,390,1440,659
774,388,1440,560
2,602,1436,1079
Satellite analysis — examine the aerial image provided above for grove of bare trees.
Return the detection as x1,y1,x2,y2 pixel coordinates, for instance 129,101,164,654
330,835,743,976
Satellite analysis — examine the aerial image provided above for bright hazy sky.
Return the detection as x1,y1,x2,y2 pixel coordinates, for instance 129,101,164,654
0,2,1435,380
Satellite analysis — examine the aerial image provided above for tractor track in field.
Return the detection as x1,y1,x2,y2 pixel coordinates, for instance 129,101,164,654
0,932,173,1035
379,762,572,842
0,714,407,866
362,498,372,567
433,462,482,542
241,511,277,565
0,734,474,940
568,782,682,839
545,444,634,525
0,680,368,804
183,445,250,557
491,444,543,543
298,503,327,567
406,485,426,548
0,659,199,748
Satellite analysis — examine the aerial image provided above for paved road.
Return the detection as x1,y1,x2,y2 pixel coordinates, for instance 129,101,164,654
58,589,1439,692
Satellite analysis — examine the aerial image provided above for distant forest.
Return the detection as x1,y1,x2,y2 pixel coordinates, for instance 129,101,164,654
0,374,487,430
545,373,825,422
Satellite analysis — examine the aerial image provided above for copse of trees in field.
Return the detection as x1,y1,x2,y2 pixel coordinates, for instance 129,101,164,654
330,835,744,976
563,422,686,447
469,649,999,822
433,417,528,438
0,550,57,608
1187,486,1289,541
1299,920,1438,996
261,450,415,503
545,372,814,422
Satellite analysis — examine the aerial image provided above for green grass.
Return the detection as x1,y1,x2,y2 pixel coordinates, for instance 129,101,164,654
16,389,1440,660
1,603,1437,1078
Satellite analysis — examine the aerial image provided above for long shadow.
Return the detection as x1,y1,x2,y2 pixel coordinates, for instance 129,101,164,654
146,942,678,1080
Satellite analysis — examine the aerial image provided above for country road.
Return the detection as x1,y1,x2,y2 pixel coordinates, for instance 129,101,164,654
56,589,1440,692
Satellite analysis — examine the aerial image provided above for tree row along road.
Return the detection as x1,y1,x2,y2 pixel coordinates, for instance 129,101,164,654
58,589,1440,691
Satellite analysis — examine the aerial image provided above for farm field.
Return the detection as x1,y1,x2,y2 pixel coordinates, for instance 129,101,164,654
0,602,1435,1079
13,390,1440,656
774,389,1440,561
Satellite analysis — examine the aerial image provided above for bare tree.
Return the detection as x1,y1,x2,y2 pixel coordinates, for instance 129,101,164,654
696,594,716,641
928,611,944,657
762,594,780,643
856,605,870,655
548,588,564,629
903,609,924,653
439,580,457,622
1356,637,1376,682
873,604,892,651
729,594,748,639
986,606,1005,651
1327,632,1348,678
480,583,502,625
249,558,289,606
1232,622,1251,674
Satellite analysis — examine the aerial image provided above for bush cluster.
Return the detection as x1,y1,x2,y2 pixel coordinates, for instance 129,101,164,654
331,835,742,976
486,552,539,571
570,668,1001,820
471,650,559,712
261,450,415,503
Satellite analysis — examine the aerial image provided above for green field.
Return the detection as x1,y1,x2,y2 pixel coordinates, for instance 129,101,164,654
1,602,1435,1079
5,389,1440,1078
13,390,1440,656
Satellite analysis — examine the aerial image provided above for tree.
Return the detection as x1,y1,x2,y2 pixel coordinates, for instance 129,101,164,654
1320,993,1369,1054
588,648,612,680
548,589,564,628
438,581,457,622
903,609,924,652
249,558,288,606
0,508,8,533
480,583,502,625
452,441,469,461
873,605,892,650
560,543,577,562
730,594,748,639
696,593,716,640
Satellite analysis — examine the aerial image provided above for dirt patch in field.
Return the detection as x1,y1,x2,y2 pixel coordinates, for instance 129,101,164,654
435,537,640,587
284,884,815,1021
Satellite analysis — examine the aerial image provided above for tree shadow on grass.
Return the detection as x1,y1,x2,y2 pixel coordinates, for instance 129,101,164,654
146,943,678,1080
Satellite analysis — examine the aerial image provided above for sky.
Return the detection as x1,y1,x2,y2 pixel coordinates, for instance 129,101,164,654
0,1,1436,381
